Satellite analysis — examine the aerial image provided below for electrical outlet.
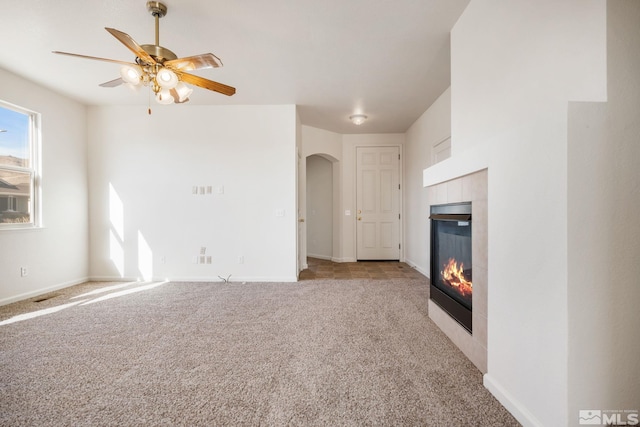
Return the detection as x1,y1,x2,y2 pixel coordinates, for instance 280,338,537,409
20,267,28,277
206,256,212,264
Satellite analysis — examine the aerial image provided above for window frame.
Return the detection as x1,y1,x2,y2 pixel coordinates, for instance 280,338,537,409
0,100,41,230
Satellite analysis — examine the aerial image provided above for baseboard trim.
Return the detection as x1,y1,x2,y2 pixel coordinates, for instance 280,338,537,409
88,276,139,282
331,257,356,263
0,277,89,306
307,253,332,261
483,374,543,427
402,258,429,278
155,276,300,283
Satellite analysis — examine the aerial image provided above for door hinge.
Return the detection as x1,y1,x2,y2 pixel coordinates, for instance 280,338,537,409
398,213,401,220
398,154,400,160
398,184,400,190
399,243,401,250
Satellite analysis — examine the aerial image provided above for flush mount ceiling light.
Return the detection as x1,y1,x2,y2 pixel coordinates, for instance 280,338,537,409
349,114,368,125
53,1,236,112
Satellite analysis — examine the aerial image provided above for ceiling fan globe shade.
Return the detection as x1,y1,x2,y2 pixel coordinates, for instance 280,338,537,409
349,114,367,125
120,65,143,85
156,68,178,89
174,82,193,102
156,88,175,104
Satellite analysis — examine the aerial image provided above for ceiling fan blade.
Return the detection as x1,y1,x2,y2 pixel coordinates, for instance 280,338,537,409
105,27,156,65
164,53,222,71
99,77,124,88
52,51,138,67
179,72,236,96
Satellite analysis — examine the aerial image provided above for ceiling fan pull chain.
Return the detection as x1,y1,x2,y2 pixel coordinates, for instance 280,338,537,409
148,85,152,115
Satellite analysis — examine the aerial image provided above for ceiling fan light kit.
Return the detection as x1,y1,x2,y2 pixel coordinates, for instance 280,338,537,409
53,1,235,112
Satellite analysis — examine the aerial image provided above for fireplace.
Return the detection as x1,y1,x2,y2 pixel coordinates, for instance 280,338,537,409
430,202,472,332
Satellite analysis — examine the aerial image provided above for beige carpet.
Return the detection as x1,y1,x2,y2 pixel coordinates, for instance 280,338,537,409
0,279,519,426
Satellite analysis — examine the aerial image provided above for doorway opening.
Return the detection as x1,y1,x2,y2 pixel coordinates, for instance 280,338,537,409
306,155,333,260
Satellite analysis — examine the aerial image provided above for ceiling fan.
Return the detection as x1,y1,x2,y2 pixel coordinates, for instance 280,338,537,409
53,1,235,109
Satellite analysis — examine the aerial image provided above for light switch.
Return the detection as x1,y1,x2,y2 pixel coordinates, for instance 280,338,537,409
345,210,351,216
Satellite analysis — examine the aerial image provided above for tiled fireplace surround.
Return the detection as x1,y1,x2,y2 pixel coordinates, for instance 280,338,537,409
427,169,488,373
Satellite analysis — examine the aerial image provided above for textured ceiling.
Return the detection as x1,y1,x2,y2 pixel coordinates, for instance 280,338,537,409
0,0,469,134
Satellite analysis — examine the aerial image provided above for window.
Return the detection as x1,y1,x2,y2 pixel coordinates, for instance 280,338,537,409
0,101,40,228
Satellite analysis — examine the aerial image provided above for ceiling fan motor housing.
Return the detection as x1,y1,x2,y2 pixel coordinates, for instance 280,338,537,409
139,44,177,64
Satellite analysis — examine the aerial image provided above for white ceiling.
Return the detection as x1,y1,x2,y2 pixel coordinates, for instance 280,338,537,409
0,0,469,134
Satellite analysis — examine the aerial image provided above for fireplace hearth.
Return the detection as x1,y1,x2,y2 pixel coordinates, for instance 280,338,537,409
430,202,473,332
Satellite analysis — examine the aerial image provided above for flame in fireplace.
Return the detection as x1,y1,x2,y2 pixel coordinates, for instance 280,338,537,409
441,258,472,297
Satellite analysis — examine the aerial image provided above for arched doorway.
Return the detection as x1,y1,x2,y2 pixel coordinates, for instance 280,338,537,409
306,154,333,260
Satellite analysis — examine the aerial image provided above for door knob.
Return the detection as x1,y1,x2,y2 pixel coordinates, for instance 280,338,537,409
358,217,362,221
299,218,305,222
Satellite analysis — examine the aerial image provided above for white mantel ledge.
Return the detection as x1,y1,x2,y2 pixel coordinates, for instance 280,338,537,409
423,145,489,188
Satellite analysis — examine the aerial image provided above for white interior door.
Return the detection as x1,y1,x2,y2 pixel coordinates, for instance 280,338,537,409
356,146,400,260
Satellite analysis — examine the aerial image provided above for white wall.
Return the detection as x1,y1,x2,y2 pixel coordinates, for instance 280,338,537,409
0,68,89,304
87,104,298,282
567,0,640,419
404,87,451,275
449,1,607,426
306,155,333,259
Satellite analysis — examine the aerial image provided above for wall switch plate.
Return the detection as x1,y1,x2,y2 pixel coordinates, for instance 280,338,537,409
216,185,224,194
20,267,28,277
275,209,285,217
238,256,244,264
345,210,351,216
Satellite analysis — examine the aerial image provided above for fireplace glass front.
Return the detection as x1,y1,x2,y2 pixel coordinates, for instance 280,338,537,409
430,202,472,332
